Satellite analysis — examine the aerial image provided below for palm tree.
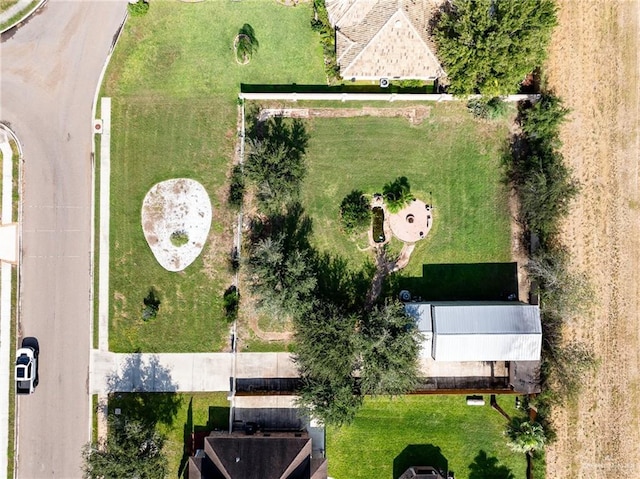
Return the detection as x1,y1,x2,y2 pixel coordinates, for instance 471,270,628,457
505,416,546,455
383,176,414,213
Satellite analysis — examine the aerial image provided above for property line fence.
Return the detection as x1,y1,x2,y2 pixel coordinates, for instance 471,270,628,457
239,92,540,102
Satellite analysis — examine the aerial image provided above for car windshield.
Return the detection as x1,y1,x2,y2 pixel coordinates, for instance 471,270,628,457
16,355,29,365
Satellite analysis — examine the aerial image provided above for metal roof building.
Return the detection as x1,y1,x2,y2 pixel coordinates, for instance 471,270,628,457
405,302,542,362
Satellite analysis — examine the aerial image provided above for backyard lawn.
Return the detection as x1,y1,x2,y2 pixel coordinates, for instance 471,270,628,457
103,1,325,352
327,395,526,479
301,103,513,279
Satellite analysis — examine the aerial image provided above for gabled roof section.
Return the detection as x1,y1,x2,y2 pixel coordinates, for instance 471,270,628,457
326,0,445,80
205,435,312,479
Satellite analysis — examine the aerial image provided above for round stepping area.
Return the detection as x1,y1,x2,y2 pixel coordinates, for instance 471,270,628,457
141,178,212,272
388,198,433,243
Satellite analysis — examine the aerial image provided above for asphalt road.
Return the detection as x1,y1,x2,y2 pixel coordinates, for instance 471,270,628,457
1,1,126,477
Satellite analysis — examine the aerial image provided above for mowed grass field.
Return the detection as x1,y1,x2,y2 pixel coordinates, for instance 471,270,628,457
103,1,325,352
327,395,526,479
302,103,513,279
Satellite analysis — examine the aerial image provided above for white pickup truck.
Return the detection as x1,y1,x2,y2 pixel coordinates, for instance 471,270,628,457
15,337,39,395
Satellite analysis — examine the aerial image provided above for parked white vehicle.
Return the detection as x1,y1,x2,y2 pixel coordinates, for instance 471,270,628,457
15,337,39,395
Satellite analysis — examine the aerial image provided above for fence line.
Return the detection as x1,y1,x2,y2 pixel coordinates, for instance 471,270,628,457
239,92,540,102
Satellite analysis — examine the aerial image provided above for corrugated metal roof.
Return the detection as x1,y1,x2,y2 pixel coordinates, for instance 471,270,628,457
432,303,541,361
405,302,542,361
432,304,541,335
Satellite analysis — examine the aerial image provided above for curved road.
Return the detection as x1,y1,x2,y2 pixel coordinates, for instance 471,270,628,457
1,1,126,476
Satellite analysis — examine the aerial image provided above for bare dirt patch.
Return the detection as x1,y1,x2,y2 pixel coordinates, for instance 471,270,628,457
544,1,640,477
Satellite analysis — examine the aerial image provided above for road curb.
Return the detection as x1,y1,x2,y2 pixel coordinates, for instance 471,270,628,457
88,9,127,446
0,0,48,36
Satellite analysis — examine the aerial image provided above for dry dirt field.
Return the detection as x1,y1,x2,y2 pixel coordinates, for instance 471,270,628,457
545,0,640,476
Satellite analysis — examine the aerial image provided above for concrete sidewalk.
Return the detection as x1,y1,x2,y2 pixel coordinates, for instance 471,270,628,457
0,127,17,479
91,351,297,394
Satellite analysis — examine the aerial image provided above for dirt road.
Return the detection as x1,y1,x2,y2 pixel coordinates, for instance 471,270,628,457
545,1,640,476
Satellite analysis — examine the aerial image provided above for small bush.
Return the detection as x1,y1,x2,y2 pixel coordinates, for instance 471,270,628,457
170,230,189,247
223,286,240,321
127,0,149,17
142,288,160,321
228,165,245,209
339,190,370,233
467,97,509,120
236,24,259,63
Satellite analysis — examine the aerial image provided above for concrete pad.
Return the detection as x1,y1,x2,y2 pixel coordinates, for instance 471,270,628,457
0,223,18,263
235,353,298,378
91,351,233,394
418,357,508,378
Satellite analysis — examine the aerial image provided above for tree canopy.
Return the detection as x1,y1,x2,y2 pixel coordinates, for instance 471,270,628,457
505,417,546,455
82,417,167,479
435,0,557,95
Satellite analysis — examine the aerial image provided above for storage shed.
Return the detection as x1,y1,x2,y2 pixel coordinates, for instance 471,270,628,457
405,302,542,362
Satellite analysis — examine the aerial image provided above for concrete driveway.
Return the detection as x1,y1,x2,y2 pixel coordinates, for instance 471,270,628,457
1,1,127,476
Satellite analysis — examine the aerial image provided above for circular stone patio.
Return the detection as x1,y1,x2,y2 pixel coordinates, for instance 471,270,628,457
388,198,433,243
141,178,212,272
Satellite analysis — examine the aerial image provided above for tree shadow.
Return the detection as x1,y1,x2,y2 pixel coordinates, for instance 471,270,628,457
106,354,182,428
393,444,448,479
313,251,372,314
248,202,313,255
468,450,514,479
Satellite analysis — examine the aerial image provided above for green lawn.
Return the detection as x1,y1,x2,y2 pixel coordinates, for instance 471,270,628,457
301,103,512,280
108,392,229,479
103,1,325,352
327,395,526,479
158,393,230,479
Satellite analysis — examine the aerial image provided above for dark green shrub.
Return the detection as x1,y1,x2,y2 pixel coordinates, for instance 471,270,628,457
236,24,259,63
127,0,149,17
228,165,245,209
339,190,370,233
142,288,160,321
311,0,341,82
223,286,240,321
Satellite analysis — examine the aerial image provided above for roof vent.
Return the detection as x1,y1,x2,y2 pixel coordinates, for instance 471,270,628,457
380,78,390,88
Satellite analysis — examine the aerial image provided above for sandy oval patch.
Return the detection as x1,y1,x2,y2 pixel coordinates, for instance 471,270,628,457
141,178,212,272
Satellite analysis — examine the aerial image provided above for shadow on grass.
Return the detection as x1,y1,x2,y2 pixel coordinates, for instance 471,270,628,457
468,450,514,479
107,354,182,428
313,252,373,313
395,262,519,301
179,399,230,478
393,444,448,479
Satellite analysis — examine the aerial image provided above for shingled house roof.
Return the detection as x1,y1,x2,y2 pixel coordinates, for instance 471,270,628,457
326,0,445,80
189,431,327,479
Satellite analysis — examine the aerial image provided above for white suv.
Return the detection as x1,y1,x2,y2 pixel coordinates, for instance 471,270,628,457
15,337,39,395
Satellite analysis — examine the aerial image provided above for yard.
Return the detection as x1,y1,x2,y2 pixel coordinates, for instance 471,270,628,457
109,392,230,479
102,0,325,352
327,395,526,479
300,102,513,282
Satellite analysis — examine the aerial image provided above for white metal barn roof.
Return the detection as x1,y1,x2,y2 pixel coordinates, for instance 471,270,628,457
432,303,541,361
405,302,542,362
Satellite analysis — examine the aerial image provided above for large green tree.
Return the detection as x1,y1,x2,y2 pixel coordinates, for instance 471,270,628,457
359,301,421,396
245,117,309,212
82,417,167,479
247,235,317,319
435,0,557,95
